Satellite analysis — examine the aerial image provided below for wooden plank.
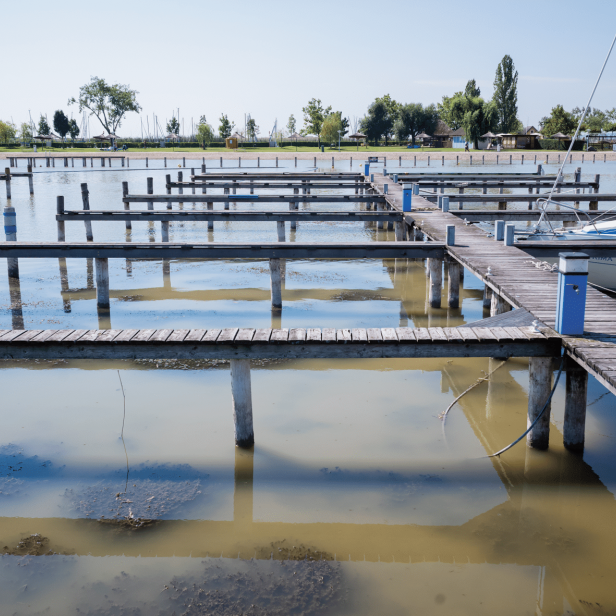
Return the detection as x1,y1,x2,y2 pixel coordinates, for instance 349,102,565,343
322,328,336,342
428,328,447,342
185,330,207,342
352,328,368,342
45,330,75,342
78,331,102,342
270,329,289,343
15,330,44,342
413,329,431,342
367,328,383,342
235,328,255,342
306,328,321,342
443,328,463,341
472,328,497,341
381,328,398,342
396,328,416,342
132,329,156,342
202,330,222,343
30,330,60,343
113,329,139,342
149,329,174,342
289,328,307,342
63,330,88,343
167,330,190,342
94,329,124,342
218,328,239,343
337,329,352,342
253,329,272,342
458,328,479,342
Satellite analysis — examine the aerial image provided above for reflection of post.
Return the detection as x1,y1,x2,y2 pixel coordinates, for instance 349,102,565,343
233,446,254,526
8,272,24,330
270,259,282,311
58,258,71,313
4,201,23,328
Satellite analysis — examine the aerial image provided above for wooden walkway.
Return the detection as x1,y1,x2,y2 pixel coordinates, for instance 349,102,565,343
0,326,560,360
370,173,616,395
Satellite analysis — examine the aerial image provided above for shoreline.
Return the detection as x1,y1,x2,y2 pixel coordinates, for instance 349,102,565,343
3,151,615,162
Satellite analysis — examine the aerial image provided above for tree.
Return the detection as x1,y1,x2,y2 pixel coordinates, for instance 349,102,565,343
19,122,33,142
167,117,180,135
465,79,481,98
69,76,141,135
68,119,80,141
493,55,519,133
0,120,17,142
374,94,400,126
246,117,259,140
301,98,332,144
37,115,50,136
196,119,214,148
320,114,342,145
539,105,577,137
53,110,70,142
218,114,234,139
286,114,296,135
437,93,463,130
394,103,439,145
450,92,498,148
360,99,393,145
572,107,616,133
329,111,349,136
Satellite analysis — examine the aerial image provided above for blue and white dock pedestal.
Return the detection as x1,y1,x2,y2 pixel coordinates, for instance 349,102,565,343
555,252,588,336
402,184,412,212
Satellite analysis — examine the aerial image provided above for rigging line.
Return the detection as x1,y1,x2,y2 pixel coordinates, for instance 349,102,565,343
538,32,616,232
117,370,129,493
484,355,565,458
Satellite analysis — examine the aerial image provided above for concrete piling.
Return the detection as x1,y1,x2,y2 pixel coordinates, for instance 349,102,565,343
230,359,254,448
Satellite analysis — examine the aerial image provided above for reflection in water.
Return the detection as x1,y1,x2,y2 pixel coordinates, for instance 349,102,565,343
118,370,129,494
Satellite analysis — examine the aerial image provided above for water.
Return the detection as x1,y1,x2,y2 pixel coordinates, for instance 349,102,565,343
1,158,616,615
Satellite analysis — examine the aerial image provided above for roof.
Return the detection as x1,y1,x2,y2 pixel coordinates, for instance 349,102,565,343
433,121,465,137
524,125,538,134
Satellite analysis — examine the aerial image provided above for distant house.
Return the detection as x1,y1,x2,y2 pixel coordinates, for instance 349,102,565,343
499,132,541,149
432,121,488,149
524,126,540,135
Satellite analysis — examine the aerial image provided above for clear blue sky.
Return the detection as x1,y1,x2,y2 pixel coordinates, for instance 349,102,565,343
2,0,615,137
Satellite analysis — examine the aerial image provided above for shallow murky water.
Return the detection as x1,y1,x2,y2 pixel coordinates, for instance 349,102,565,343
1,159,616,615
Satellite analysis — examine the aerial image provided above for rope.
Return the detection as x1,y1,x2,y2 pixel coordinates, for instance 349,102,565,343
485,355,565,458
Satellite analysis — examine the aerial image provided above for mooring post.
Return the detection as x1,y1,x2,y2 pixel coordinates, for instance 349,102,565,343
555,252,588,335
377,202,384,229
239,157,241,168
56,196,65,242
277,221,285,242
27,165,34,194
270,258,282,311
402,184,412,212
207,202,214,229
448,259,460,308
429,258,442,308
191,169,195,194
164,157,167,167
148,177,155,211
4,199,19,279
224,187,230,212
490,291,509,316
101,157,105,167
295,156,297,167
81,183,94,241
504,223,515,246
230,359,255,448
446,225,455,246
563,356,588,451
442,196,449,212
122,181,131,230
94,257,110,311
276,157,278,168
483,285,492,310
495,220,505,241
4,168,11,199
290,188,299,229
527,357,553,449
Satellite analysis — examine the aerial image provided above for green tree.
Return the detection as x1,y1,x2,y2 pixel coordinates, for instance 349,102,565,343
69,76,141,135
374,94,400,128
166,117,180,135
493,55,519,132
571,107,616,133
218,114,234,139
394,103,439,145
68,119,80,141
246,117,259,140
437,93,463,130
19,122,33,142
329,111,349,136
301,98,332,144
37,115,50,136
286,114,296,135
539,105,577,137
450,92,498,148
53,110,70,142
320,114,342,145
360,99,393,145
465,79,481,98
0,120,17,142
196,119,214,148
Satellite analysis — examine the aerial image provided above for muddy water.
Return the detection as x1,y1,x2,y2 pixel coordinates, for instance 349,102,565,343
1,161,616,615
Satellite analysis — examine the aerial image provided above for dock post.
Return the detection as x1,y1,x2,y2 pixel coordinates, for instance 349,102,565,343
563,356,588,451
148,177,154,211
101,157,105,167
5,201,23,327
165,175,173,210
498,200,507,210
441,196,449,212
81,183,94,241
555,253,588,335
94,257,110,311
27,165,34,194
377,203,384,229
504,223,515,246
191,169,195,194
64,157,68,167
314,156,316,167
183,157,185,167
446,225,455,246
164,157,167,167
239,157,241,168
146,157,148,168
527,357,553,449
448,259,460,308
121,157,124,167
291,188,299,229
4,168,11,199
56,196,65,242
220,157,223,167
161,218,170,242
295,156,297,167
394,221,405,241
276,157,278,168
269,258,282,311
122,181,131,229
277,221,285,242
495,220,505,241
429,258,442,308
207,202,214,229
483,285,492,310
224,187,230,211
230,359,254,448
490,291,509,316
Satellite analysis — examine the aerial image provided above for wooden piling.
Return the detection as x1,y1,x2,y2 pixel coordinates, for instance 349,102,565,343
429,258,442,308
448,260,460,308
27,165,34,194
122,182,131,229
191,170,195,194
527,357,553,449
394,221,405,241
224,187,230,211
148,177,154,211
207,202,214,229
490,291,509,316
95,257,110,310
230,359,254,448
81,184,94,241
563,357,588,451
277,221,285,242
4,168,11,199
270,258,282,310
483,285,492,310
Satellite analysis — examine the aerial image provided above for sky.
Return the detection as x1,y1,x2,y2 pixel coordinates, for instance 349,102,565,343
2,0,616,138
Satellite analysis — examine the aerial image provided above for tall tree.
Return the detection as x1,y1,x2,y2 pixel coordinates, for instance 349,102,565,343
37,115,50,136
394,103,439,145
450,93,498,148
539,105,577,137
53,110,70,142
69,77,140,135
374,94,400,126
0,120,17,142
166,117,180,135
329,111,349,136
218,114,234,139
286,114,296,135
465,79,481,98
301,98,332,144
19,122,33,142
246,117,259,140
437,93,463,130
321,114,343,144
196,118,214,148
493,55,519,132
360,100,393,145
68,119,80,141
